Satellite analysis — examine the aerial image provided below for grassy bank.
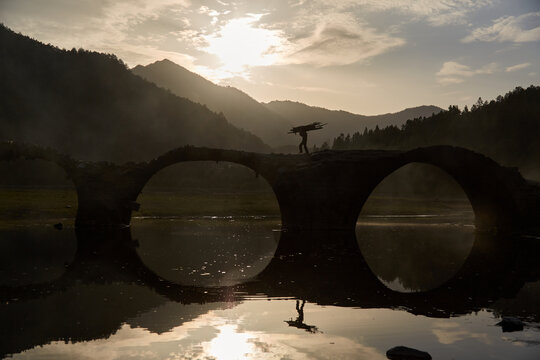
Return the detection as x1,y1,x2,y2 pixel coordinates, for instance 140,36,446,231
136,189,280,218
0,188,282,228
0,187,473,228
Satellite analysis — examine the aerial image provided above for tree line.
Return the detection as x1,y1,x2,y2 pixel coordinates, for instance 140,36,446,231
327,86,540,178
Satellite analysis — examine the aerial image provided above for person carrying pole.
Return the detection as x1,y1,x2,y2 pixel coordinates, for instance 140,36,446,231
288,122,326,154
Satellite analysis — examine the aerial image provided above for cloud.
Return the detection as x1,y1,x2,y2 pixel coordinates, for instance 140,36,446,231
5,0,404,78
505,62,531,72
0,0,489,76
325,0,495,26
0,0,192,66
288,21,405,66
187,9,405,80
436,61,498,85
437,77,465,85
462,12,540,43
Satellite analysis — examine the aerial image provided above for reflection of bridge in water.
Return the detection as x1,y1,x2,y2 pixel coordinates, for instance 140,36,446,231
1,228,539,358
1,141,540,233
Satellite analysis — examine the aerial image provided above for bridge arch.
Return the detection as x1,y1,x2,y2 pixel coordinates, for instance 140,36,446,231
131,147,284,222
0,142,78,179
0,142,80,224
353,146,523,232
4,142,535,232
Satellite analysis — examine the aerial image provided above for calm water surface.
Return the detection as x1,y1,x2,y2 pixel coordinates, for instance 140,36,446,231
1,215,539,359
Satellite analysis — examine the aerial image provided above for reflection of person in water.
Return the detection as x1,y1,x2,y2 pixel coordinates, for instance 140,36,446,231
285,300,319,333
299,129,308,154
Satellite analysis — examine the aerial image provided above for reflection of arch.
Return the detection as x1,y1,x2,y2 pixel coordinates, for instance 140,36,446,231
133,219,279,287
254,230,535,317
0,227,538,358
351,146,527,232
0,227,532,311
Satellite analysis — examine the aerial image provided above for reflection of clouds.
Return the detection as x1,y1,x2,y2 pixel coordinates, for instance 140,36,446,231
9,301,540,359
432,321,491,345
11,302,386,360
203,324,257,359
244,332,387,360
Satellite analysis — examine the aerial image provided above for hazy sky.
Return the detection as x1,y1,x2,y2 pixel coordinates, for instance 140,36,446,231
1,0,539,114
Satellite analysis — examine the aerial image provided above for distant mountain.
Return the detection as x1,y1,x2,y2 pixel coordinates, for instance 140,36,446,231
132,60,442,149
132,60,292,147
264,100,443,147
0,25,269,163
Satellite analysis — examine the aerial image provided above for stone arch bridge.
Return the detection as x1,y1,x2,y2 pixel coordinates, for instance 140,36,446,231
1,141,539,233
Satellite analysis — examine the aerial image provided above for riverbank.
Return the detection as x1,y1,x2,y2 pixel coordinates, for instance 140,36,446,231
0,187,473,228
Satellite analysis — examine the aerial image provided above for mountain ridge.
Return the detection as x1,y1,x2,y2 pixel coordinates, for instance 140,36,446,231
132,59,442,149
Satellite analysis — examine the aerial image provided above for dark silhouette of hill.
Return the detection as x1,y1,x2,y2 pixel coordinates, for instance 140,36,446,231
0,24,270,163
132,59,292,147
330,86,540,179
264,100,442,147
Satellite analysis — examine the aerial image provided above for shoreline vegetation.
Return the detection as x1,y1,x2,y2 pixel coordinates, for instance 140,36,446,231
0,188,473,229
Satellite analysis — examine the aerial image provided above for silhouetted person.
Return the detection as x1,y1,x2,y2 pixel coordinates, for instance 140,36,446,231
299,129,309,154
285,300,319,333
289,122,325,154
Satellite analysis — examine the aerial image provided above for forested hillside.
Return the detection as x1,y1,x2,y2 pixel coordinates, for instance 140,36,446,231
331,86,540,178
0,24,269,163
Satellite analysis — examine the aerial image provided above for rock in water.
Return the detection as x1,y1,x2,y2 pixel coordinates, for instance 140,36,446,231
53,222,63,230
386,346,432,360
496,317,524,332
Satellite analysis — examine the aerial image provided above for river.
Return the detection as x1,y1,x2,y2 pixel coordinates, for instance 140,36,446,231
1,215,539,359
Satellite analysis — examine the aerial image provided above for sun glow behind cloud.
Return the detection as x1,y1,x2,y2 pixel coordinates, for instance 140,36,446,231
202,14,285,80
